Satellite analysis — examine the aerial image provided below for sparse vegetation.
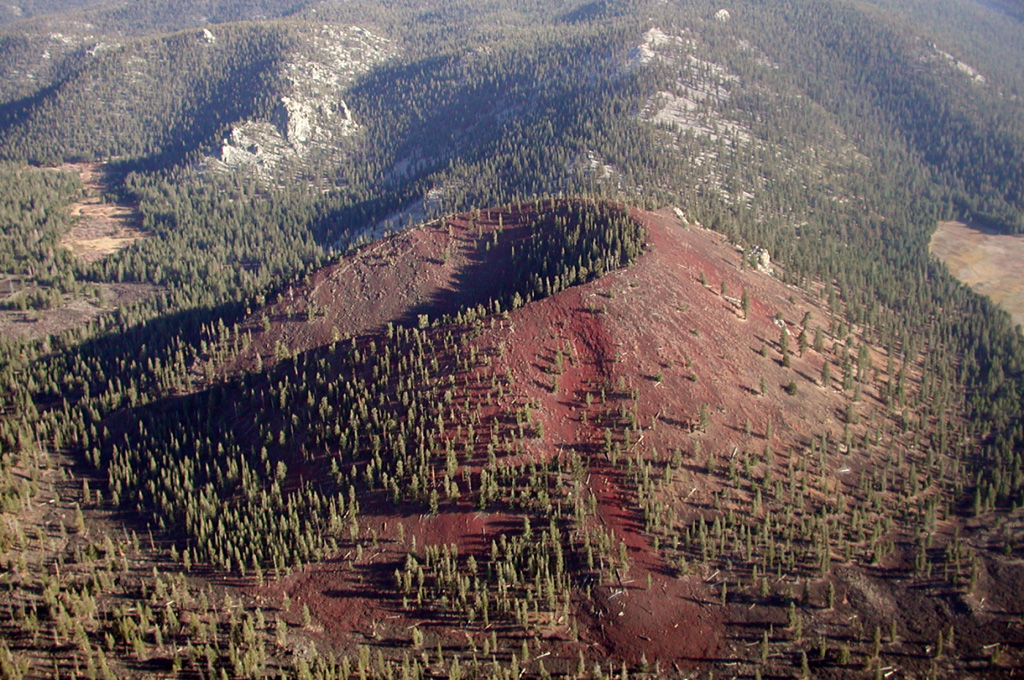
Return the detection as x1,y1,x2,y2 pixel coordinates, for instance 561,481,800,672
0,0,1023,678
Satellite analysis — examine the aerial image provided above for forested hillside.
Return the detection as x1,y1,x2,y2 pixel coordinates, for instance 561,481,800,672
1,0,1024,678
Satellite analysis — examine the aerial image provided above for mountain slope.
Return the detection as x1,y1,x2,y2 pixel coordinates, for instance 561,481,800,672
1,1,1024,678
62,200,1020,676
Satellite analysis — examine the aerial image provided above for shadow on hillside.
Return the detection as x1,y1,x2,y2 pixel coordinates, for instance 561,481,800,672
400,218,532,328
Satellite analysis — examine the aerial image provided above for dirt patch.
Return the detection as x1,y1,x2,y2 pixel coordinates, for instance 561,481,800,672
0,281,159,342
582,574,722,666
58,162,147,262
930,219,1024,328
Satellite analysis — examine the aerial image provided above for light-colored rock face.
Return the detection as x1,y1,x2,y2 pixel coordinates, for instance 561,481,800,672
274,97,313,144
747,246,772,274
909,39,988,87
626,27,687,68
210,24,394,181
714,9,731,22
932,46,986,84
636,36,751,148
630,26,862,209
631,26,742,145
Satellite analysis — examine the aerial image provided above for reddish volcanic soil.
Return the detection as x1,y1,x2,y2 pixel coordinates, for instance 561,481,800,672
230,206,855,464
432,207,858,666
211,202,1014,675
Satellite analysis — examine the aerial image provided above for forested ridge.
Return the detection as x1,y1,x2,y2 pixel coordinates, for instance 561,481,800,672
0,0,1023,678
741,0,1024,233
0,24,289,165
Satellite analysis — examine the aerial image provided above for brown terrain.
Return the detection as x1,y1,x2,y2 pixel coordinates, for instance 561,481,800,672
196,201,1021,676
930,219,1024,328
4,200,1021,679
59,162,148,263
